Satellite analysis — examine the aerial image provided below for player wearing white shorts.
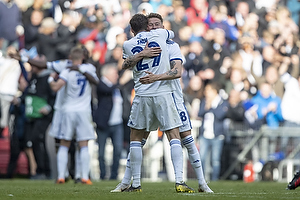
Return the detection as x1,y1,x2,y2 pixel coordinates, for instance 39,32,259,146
122,13,188,192
16,46,97,183
112,13,212,193
48,47,98,185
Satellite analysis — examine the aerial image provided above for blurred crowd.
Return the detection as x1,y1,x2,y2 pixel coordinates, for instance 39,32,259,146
1,0,300,180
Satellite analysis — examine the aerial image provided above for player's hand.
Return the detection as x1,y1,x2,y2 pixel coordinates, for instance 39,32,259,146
142,41,161,58
39,107,50,115
8,52,21,61
139,71,157,84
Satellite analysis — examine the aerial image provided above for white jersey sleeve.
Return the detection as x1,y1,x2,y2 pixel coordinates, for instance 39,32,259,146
79,63,99,83
47,60,72,73
122,29,174,96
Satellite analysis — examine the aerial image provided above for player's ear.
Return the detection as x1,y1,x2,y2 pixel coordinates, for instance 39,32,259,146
130,27,136,36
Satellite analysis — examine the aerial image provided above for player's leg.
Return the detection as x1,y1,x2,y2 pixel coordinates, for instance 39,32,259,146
125,128,144,191
181,131,213,193
74,142,81,183
154,94,194,192
176,100,209,189
76,111,96,185
57,139,71,183
110,133,148,192
56,111,76,183
78,140,92,184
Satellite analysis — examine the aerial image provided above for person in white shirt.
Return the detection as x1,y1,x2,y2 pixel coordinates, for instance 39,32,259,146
121,13,189,192
112,13,212,193
48,47,99,185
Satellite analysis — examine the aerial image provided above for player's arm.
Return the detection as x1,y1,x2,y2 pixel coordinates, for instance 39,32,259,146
48,73,66,92
69,65,99,85
139,59,182,84
9,52,47,68
122,41,161,70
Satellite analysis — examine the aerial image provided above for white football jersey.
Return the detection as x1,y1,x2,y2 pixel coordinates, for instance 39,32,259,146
123,29,174,96
47,60,72,110
59,64,97,112
167,40,184,101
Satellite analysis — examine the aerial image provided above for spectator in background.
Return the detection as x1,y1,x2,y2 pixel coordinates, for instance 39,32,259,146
251,64,285,99
105,45,124,70
198,82,229,181
55,10,82,59
275,6,298,35
225,89,246,130
6,58,28,178
250,81,284,129
234,1,250,31
184,41,207,82
24,9,43,50
183,75,204,120
201,28,231,85
149,0,172,13
169,4,187,35
23,55,56,179
185,0,208,26
93,63,124,180
260,45,277,75
36,17,67,61
0,0,24,52
0,46,21,138
279,55,300,155
22,0,51,26
189,22,206,43
238,35,263,86
118,69,134,154
225,67,248,96
207,3,239,42
173,25,192,47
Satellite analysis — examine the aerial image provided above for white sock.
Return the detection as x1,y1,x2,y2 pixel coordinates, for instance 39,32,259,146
80,146,90,180
57,146,69,179
170,139,183,183
130,141,142,188
75,147,81,179
122,138,147,186
182,135,206,185
122,152,132,185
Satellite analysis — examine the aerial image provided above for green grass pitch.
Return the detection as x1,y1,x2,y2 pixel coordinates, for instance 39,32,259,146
0,179,299,200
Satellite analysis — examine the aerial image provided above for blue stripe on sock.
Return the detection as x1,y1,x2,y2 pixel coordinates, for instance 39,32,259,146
182,136,194,146
130,141,141,148
170,139,181,146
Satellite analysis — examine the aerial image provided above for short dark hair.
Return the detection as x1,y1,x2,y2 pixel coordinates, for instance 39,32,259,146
69,46,84,61
130,14,148,34
147,13,163,23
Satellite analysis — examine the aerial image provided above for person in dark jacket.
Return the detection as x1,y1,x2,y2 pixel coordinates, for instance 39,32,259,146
23,55,56,179
0,0,23,51
198,81,229,181
93,63,124,180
